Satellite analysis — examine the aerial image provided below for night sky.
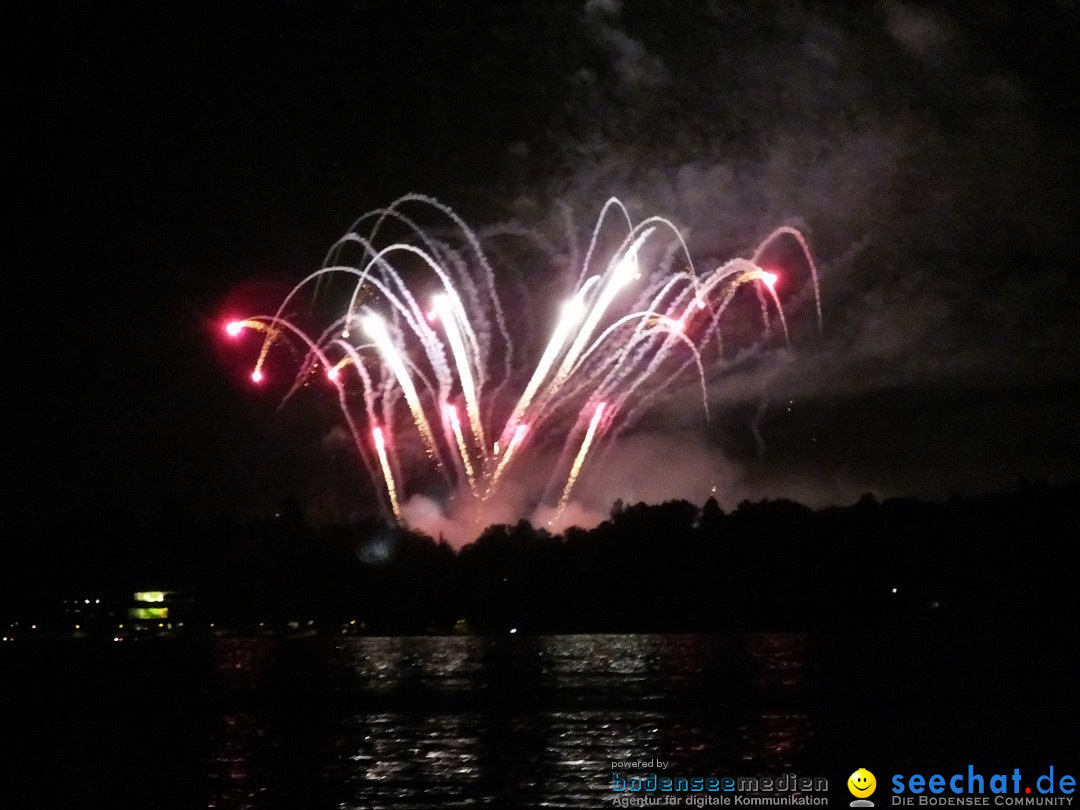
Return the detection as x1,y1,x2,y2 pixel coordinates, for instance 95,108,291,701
10,1,1080,532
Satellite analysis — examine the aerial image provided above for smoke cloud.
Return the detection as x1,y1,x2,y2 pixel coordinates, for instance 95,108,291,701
306,1,1080,533
487,1,1079,512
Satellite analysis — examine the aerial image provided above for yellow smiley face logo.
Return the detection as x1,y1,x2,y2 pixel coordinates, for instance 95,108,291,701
848,768,877,798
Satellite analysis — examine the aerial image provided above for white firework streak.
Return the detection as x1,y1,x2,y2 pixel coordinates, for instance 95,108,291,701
231,196,821,524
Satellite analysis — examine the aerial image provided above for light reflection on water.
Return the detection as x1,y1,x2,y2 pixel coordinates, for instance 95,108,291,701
206,634,815,809
8,629,1069,807
208,711,271,810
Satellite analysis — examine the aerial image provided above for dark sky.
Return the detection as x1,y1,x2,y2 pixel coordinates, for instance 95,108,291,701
9,1,1080,531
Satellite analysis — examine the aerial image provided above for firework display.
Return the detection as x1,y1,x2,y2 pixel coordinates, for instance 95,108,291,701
226,195,820,524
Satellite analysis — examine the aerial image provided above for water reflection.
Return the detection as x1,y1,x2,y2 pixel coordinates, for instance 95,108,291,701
202,634,816,808
207,640,276,809
339,712,484,807
737,633,813,769
207,712,272,810
330,634,814,808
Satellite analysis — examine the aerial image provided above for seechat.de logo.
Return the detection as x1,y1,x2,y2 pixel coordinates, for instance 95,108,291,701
849,768,878,807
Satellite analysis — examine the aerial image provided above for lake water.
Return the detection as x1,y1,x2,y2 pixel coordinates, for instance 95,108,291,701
3,631,1076,807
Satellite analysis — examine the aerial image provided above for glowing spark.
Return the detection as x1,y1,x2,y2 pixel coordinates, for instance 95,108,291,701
488,423,529,493
556,402,606,517
250,369,263,383
372,427,401,521
363,312,441,462
225,321,244,337
432,294,486,455
445,404,478,493
499,295,585,448
550,228,655,393
762,271,778,289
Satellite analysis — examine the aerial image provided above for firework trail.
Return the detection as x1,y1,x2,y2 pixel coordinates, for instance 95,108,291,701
444,404,478,496
556,401,607,518
224,195,820,526
371,427,401,521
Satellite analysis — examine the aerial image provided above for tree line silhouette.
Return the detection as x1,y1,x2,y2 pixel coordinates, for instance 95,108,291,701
4,478,1075,633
